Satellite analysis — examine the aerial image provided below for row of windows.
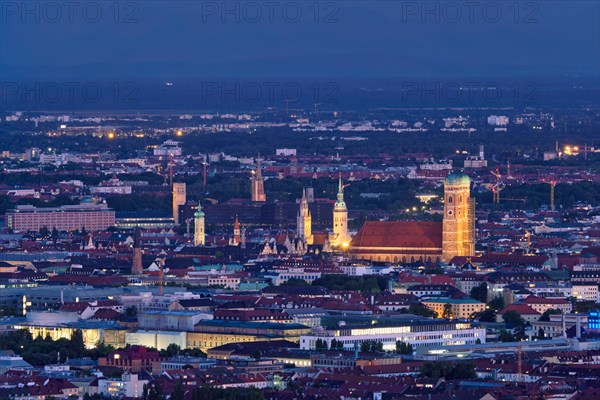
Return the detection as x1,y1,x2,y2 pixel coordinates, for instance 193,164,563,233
308,335,477,348
281,275,319,280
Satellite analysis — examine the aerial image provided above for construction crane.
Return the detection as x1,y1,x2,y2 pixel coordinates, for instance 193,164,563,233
490,168,504,204
490,169,527,207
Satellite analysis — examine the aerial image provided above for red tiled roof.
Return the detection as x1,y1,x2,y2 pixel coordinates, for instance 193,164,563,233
351,221,442,249
451,254,548,266
60,302,89,313
311,233,329,246
361,361,423,375
429,275,456,285
91,309,121,320
498,303,541,315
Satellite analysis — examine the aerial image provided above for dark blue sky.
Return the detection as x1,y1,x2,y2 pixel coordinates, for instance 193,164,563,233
1,1,599,80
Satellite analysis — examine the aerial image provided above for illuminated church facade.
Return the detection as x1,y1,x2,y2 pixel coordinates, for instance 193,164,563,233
350,173,475,263
330,177,351,247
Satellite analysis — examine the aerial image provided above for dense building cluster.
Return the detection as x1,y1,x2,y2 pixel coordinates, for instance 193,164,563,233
0,111,600,399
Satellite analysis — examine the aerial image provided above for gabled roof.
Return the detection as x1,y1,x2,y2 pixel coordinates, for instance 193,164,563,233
351,221,443,249
498,303,540,316
90,308,121,320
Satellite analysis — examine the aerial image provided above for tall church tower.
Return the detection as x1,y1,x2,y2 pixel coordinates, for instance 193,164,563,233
193,202,205,246
442,172,475,262
232,215,241,246
297,188,313,244
251,155,267,202
331,176,351,247
172,182,186,225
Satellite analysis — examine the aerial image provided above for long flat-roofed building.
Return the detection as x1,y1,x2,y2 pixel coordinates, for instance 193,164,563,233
115,211,175,229
6,202,115,232
188,320,311,352
300,319,485,351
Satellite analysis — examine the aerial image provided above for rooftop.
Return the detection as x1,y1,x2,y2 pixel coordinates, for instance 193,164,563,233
445,172,470,186
351,221,443,249
195,320,309,330
422,297,484,305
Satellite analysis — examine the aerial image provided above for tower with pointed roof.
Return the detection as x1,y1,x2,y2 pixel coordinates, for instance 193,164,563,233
193,202,205,246
232,215,241,246
297,188,313,244
331,176,351,247
251,154,267,202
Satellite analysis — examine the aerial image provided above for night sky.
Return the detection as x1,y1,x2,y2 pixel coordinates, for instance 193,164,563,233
1,1,599,80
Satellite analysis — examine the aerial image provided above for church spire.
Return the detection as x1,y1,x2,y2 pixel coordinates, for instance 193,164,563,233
256,153,262,178
194,200,205,246
331,173,350,247
251,154,266,202
232,215,241,246
335,174,346,209
297,187,312,245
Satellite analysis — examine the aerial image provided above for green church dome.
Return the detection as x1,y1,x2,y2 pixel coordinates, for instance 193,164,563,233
445,172,470,186
194,203,205,218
